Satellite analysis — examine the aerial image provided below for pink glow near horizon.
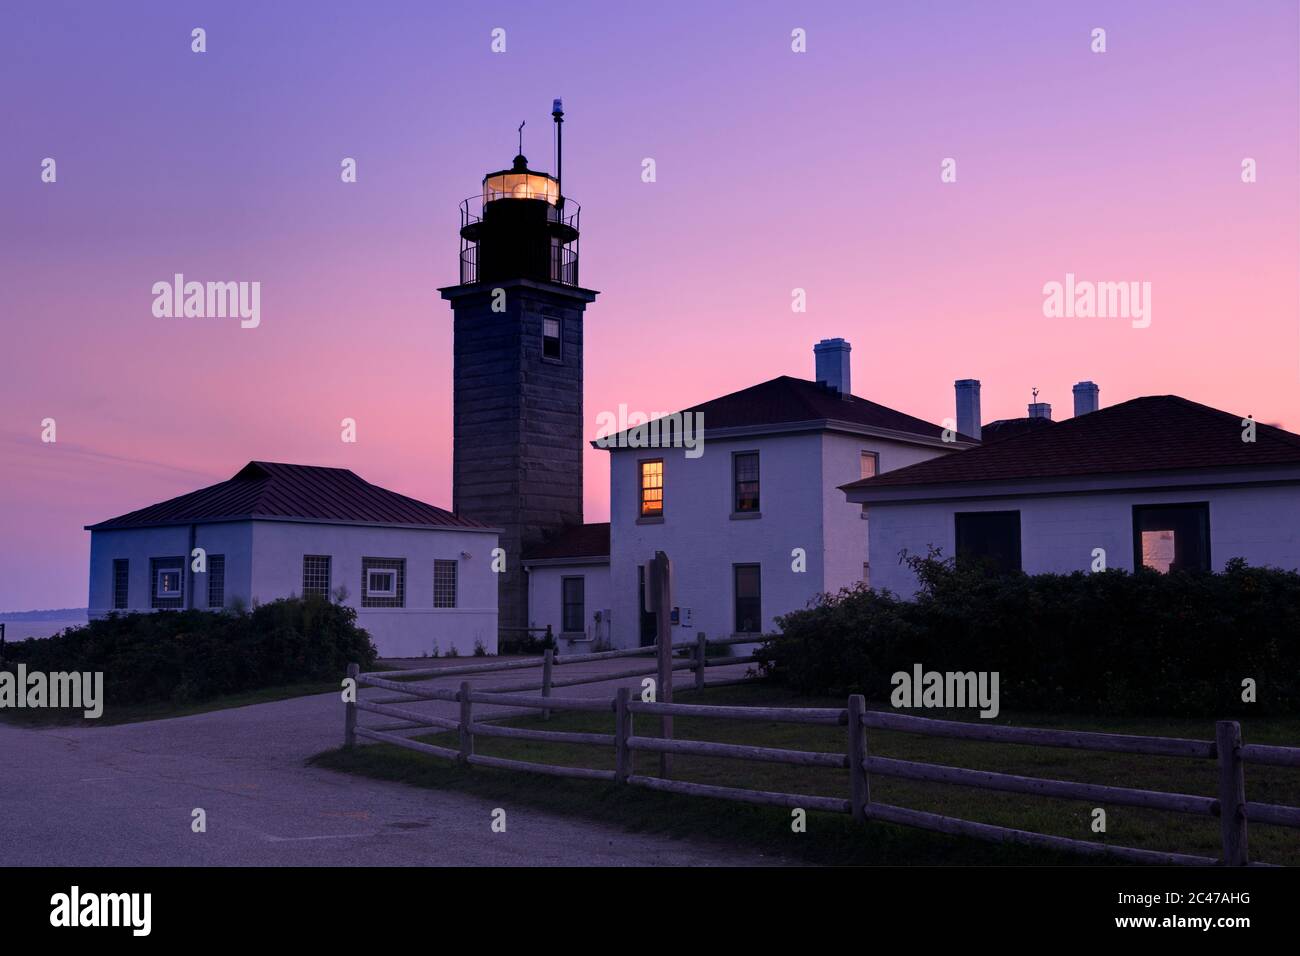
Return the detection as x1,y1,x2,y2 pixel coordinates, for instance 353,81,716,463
1,0,1297,608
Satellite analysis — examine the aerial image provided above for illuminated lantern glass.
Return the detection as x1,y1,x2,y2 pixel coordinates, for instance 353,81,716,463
482,172,559,205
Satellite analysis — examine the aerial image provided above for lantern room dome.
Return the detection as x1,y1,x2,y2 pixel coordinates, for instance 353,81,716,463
481,154,560,205
458,151,581,287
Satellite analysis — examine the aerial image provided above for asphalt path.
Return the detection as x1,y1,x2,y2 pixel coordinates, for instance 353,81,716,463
0,658,780,866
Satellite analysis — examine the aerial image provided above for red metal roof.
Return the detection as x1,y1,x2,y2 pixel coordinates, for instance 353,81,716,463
594,376,966,446
86,461,488,531
522,522,610,561
842,395,1300,493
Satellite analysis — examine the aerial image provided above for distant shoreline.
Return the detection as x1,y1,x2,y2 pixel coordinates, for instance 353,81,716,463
0,608,87,620
1,610,88,642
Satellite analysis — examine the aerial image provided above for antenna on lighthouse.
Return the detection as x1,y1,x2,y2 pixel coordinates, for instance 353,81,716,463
552,98,564,209
517,120,526,156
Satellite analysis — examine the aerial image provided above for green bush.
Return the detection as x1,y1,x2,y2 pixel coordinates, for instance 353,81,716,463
1,596,377,706
755,555,1300,717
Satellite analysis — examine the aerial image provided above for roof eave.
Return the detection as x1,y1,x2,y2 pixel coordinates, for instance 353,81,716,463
87,515,502,534
844,463,1300,505
522,554,611,568
593,418,974,450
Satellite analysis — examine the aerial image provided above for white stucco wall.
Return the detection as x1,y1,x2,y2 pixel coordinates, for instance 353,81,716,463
88,523,254,615
87,520,499,658
526,561,612,650
820,432,955,593
606,430,953,648
866,482,1300,598
249,521,499,658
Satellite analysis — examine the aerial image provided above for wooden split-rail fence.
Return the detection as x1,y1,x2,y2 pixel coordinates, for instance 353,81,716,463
343,641,1300,867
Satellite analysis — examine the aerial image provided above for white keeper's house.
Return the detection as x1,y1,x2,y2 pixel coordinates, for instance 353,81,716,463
842,394,1300,597
522,339,975,650
85,461,500,657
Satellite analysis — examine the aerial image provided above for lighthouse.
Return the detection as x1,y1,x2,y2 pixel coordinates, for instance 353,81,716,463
439,101,598,643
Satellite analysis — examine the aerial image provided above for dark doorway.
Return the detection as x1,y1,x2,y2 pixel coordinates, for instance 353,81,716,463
638,564,657,647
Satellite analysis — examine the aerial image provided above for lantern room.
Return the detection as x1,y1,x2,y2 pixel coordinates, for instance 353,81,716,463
459,153,580,287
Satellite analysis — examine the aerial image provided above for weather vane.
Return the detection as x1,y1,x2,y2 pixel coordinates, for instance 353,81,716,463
518,120,525,155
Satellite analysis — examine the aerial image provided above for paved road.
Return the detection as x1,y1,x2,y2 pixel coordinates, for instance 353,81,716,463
0,658,779,866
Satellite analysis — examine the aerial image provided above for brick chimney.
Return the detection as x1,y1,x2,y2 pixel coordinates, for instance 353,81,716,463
814,338,852,398
955,379,981,441
1073,380,1100,417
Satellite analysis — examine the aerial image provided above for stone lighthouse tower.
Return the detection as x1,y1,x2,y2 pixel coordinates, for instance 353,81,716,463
438,101,597,643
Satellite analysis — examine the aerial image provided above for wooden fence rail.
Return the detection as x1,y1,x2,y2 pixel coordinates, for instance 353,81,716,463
343,659,1299,866
358,634,758,717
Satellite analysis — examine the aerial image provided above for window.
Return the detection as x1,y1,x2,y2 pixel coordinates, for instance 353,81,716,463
434,559,458,608
860,451,879,479
207,554,225,608
1133,503,1210,573
362,558,405,608
562,576,585,633
112,559,129,610
733,452,760,513
734,564,761,634
303,555,331,598
639,459,663,518
860,451,879,514
150,557,184,609
543,316,561,359
955,511,1022,573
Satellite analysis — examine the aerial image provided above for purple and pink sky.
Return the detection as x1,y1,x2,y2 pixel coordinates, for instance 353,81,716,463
2,0,1298,610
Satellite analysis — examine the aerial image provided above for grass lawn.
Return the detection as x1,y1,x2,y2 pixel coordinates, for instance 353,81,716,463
313,681,1300,866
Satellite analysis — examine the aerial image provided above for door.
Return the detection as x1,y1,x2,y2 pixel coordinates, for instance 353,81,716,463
638,565,657,647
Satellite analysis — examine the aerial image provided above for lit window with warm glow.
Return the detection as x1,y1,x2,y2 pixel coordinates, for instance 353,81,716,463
1133,503,1210,573
639,459,663,518
483,173,559,205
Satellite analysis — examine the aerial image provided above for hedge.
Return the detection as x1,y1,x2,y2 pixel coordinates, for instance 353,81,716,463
1,596,377,707
755,555,1300,717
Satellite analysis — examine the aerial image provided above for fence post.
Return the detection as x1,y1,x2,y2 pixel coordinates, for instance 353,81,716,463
542,648,554,721
344,662,359,748
694,633,707,691
847,694,869,822
652,551,674,778
615,686,632,783
458,680,473,764
1216,720,1248,866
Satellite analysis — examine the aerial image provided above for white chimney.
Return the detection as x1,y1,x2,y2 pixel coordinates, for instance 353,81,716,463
1073,380,1099,417
814,338,851,398
1028,401,1052,420
955,379,981,441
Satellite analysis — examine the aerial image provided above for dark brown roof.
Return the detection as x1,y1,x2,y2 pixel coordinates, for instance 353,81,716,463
596,376,966,445
523,523,610,561
979,417,1055,443
843,395,1300,493
87,461,488,531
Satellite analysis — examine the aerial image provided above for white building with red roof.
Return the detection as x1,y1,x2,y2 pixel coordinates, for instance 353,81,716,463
575,339,973,648
842,394,1300,597
85,461,500,657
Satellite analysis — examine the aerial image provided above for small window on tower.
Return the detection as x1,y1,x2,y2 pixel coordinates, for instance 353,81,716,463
543,317,561,359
